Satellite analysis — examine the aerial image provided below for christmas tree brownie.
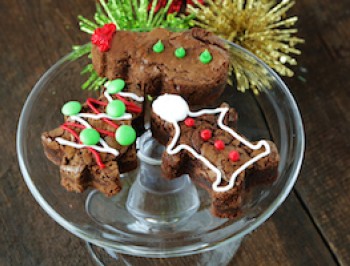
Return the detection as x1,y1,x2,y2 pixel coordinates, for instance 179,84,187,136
42,80,144,196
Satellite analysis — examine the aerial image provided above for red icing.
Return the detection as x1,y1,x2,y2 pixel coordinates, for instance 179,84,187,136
86,98,119,129
200,129,212,141
115,95,142,113
229,150,240,162
61,124,105,168
184,118,195,127
63,122,115,138
91,23,117,52
214,140,225,150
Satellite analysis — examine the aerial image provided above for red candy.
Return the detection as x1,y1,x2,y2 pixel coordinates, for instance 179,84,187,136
229,150,240,162
184,118,195,127
214,140,225,150
91,23,117,52
200,129,212,141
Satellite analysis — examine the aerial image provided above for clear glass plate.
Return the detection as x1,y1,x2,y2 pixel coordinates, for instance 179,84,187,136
16,42,304,260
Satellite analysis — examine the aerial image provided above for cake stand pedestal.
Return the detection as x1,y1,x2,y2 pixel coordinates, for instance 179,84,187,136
17,43,304,266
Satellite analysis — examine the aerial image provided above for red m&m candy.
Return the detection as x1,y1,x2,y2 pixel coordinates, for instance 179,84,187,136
200,129,212,141
214,140,225,150
229,150,240,162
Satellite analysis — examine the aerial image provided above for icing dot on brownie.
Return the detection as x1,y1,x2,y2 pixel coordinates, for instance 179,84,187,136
152,94,190,122
175,47,186,58
80,128,100,146
214,140,225,150
153,40,165,53
184,118,195,127
200,129,212,141
199,49,212,64
229,150,240,162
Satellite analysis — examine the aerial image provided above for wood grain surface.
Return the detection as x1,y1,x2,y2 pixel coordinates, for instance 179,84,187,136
0,0,349,265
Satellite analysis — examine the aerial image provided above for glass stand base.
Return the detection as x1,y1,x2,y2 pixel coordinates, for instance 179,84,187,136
86,239,242,266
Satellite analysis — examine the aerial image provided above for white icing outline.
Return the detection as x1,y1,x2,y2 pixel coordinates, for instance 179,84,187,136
153,95,271,193
104,90,144,103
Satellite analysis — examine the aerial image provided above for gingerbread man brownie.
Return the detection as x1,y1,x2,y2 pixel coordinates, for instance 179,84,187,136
41,79,144,196
151,94,279,218
91,26,230,105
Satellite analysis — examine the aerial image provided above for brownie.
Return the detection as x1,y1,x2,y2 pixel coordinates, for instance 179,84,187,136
92,28,230,105
42,89,143,196
151,94,279,218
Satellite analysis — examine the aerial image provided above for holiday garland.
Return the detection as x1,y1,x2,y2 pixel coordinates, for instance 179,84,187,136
69,0,303,93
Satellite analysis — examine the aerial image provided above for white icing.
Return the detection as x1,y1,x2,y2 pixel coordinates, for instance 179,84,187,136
55,138,119,156
152,94,271,193
104,90,144,103
152,94,189,123
118,92,144,102
74,112,132,121
58,115,120,156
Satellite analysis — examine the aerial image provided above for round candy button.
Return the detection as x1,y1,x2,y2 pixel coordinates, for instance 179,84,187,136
106,100,126,118
115,125,136,146
106,79,126,94
80,128,100,146
61,101,82,116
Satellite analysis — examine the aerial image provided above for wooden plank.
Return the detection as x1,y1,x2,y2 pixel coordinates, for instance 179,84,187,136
0,0,339,265
286,0,350,264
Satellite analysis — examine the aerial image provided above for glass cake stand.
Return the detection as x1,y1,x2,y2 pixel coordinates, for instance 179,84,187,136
17,42,304,265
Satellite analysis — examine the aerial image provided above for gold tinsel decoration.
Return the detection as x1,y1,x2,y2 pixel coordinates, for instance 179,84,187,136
188,0,304,93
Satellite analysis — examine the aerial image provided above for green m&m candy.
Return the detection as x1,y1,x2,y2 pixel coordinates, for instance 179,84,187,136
175,47,186,58
199,49,212,64
153,40,164,53
106,100,126,118
115,125,136,146
106,79,126,94
61,101,82,116
80,128,100,146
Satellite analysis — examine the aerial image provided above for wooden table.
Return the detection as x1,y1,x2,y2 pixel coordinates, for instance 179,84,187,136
1,0,349,265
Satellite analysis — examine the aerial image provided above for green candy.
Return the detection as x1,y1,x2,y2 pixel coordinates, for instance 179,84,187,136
153,40,164,53
199,49,213,64
115,125,136,146
80,128,100,146
106,100,126,118
175,47,186,58
61,101,82,116
106,79,126,94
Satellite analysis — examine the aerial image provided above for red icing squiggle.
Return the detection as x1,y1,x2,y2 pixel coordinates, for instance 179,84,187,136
115,95,142,113
63,122,115,137
60,95,142,168
61,124,105,168
86,98,120,129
